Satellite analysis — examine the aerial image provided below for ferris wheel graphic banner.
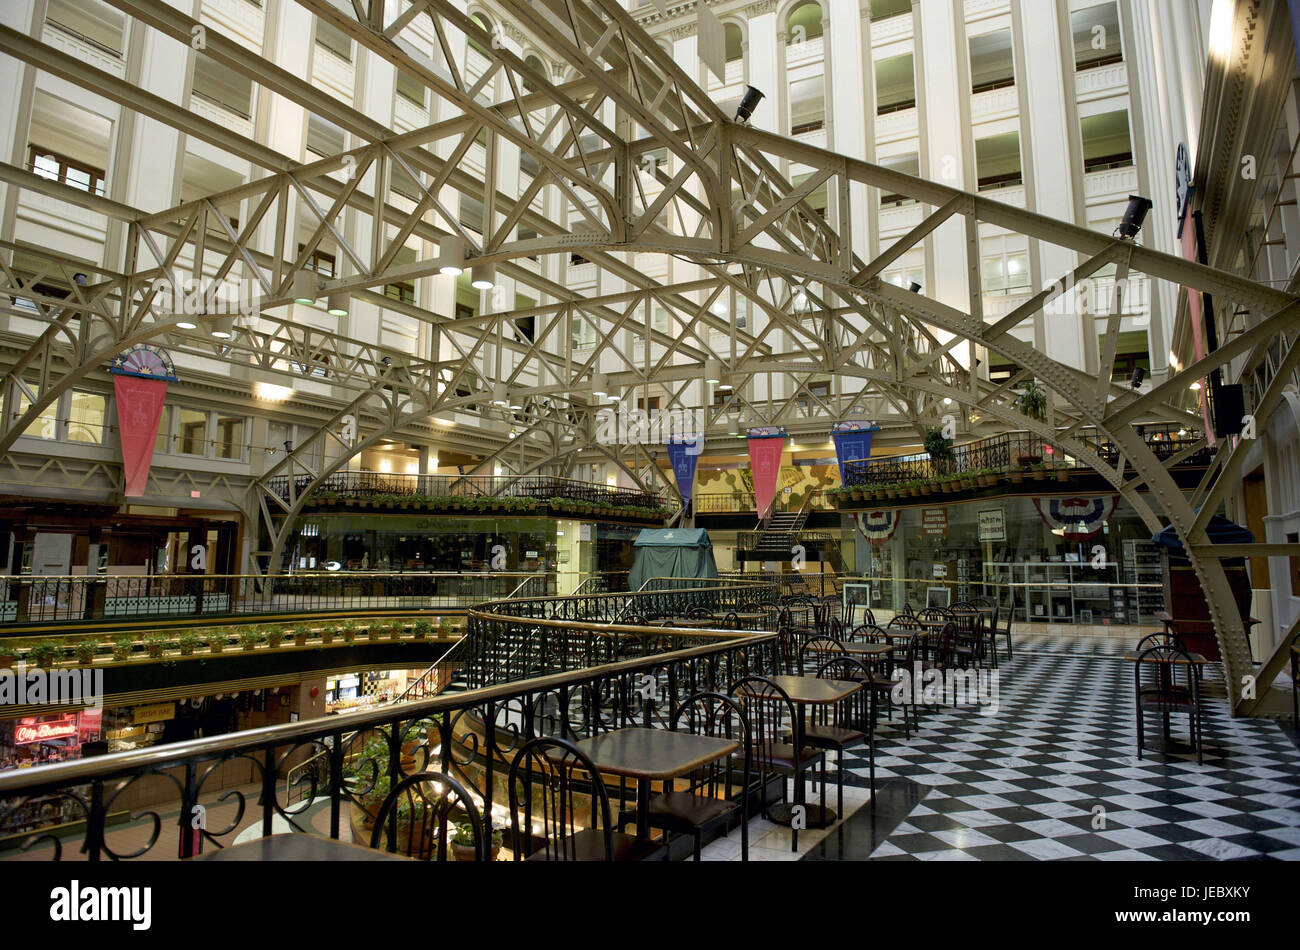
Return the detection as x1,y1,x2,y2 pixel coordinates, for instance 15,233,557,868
110,347,177,498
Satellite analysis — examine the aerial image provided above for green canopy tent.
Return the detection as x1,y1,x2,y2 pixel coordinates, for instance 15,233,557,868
628,528,719,590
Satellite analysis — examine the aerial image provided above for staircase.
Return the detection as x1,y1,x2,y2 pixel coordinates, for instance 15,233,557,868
751,503,810,559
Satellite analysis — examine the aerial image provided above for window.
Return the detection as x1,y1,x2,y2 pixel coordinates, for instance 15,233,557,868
975,132,1022,190
725,24,743,63
785,3,823,45
315,19,352,62
875,54,915,115
869,0,910,19
306,115,345,158
459,195,485,234
28,146,105,196
522,55,545,93
637,396,661,412
789,76,825,135
571,315,596,349
981,251,1030,294
796,379,831,413
1101,331,1150,382
384,281,415,305
468,13,493,58
1072,2,1123,71
154,406,171,454
1080,110,1133,172
46,0,125,57
390,164,422,201
14,386,56,440
215,415,245,460
178,409,207,455
878,152,919,206
299,245,336,279
192,56,253,118
67,391,105,444
969,30,1015,93
987,362,1016,384
395,69,426,107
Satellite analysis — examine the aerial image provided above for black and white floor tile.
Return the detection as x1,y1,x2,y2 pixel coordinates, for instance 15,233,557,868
818,636,1300,861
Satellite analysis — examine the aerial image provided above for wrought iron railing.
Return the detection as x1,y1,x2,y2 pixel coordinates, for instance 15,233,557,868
0,580,781,861
265,471,666,511
842,424,1208,487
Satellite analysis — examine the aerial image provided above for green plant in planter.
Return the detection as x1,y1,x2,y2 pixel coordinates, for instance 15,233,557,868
238,627,262,651
292,624,310,647
208,631,227,653
266,627,285,649
145,632,170,657
924,426,955,475
342,622,357,643
320,625,337,644
31,640,64,668
367,622,382,641
177,631,201,656
413,619,431,639
1013,379,1048,422
113,636,135,661
73,638,100,666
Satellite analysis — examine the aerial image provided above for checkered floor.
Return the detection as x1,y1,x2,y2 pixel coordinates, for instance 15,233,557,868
829,636,1300,860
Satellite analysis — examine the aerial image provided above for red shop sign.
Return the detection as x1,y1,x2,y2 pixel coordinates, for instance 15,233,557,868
14,715,78,745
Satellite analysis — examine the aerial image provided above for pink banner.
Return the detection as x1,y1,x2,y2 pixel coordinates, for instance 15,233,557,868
1181,217,1216,447
747,434,785,520
113,375,168,497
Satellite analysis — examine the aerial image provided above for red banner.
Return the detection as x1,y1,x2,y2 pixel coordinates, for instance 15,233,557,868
113,375,168,497
747,434,785,520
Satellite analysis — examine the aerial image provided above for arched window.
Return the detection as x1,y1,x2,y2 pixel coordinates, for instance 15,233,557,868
725,23,743,63
522,54,545,93
786,2,823,45
468,12,493,58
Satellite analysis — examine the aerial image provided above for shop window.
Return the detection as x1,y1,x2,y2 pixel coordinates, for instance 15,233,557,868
214,415,246,460
46,0,125,57
876,54,915,115
178,409,207,455
67,391,106,444
1072,2,1123,71
1080,110,1134,172
969,29,1015,93
193,56,253,119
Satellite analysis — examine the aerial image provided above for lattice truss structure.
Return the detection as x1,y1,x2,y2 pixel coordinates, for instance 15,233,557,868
0,0,1297,715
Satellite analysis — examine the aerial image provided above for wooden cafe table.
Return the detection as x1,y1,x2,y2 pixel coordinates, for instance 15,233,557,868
737,674,861,828
572,727,738,841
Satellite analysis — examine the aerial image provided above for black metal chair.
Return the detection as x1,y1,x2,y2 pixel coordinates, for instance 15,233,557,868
799,635,846,675
1134,643,1203,766
646,691,753,861
686,605,713,620
369,770,485,861
507,736,663,861
811,656,873,807
729,674,824,853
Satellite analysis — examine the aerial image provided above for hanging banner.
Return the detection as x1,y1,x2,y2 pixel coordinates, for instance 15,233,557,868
830,421,879,483
1032,496,1119,541
1176,148,1215,449
110,346,176,498
746,428,786,520
854,510,899,546
665,437,702,504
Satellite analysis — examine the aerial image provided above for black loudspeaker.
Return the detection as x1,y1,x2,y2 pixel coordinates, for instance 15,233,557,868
1211,383,1245,438
1130,366,1145,388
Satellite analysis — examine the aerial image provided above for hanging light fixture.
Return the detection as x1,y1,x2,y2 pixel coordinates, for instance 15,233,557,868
590,372,608,400
1118,195,1153,240
326,292,350,316
704,359,721,384
735,85,765,123
291,269,318,305
471,262,496,290
175,314,199,330
491,381,508,407
439,235,467,276
209,315,235,339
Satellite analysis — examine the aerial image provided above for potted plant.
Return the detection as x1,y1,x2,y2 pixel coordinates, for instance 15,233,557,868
31,640,63,668
177,631,200,656
342,622,357,644
452,822,482,862
1014,380,1047,466
293,625,310,648
146,633,169,658
439,616,455,638
389,622,404,641
924,426,955,477
239,627,262,651
1008,465,1025,484
367,623,382,642
413,619,431,640
1031,462,1047,481
209,632,227,654
0,646,14,670
267,627,285,649
113,636,134,661
321,625,337,645
74,638,100,666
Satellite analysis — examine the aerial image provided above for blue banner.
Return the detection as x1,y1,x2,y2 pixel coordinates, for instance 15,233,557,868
666,438,701,503
831,422,879,482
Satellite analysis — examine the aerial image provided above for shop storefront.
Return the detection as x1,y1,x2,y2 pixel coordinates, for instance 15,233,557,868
848,493,1167,624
